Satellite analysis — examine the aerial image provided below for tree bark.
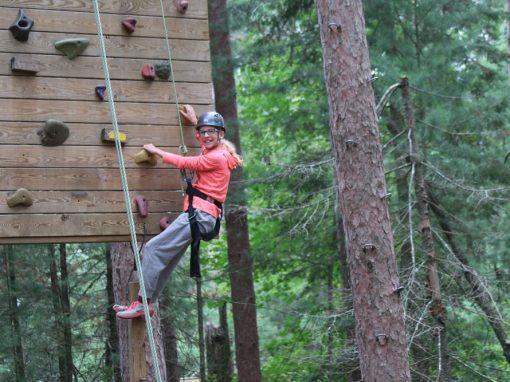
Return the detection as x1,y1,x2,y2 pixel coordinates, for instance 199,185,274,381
401,77,451,381
3,245,26,382
49,244,70,382
427,189,510,363
196,277,206,382
105,244,122,382
206,303,232,382
110,243,167,382
160,297,181,382
316,1,411,380
506,0,510,84
59,244,74,381
209,0,262,380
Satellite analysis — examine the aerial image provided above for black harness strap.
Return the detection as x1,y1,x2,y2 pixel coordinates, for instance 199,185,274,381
186,179,222,278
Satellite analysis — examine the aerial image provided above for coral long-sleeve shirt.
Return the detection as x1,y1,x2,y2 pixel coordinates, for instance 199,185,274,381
162,145,239,218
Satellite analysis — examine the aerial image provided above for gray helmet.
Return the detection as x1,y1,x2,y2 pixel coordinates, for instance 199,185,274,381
197,111,225,131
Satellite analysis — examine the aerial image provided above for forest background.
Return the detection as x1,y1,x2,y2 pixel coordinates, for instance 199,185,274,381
1,0,510,381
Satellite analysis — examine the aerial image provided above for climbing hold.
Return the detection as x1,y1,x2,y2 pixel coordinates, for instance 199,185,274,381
101,128,127,144
155,61,171,80
134,195,149,218
159,216,171,231
95,85,106,101
10,56,39,75
141,64,155,80
7,188,33,208
121,18,137,34
175,0,189,14
362,243,376,252
179,104,198,126
54,38,89,60
375,333,388,346
134,149,157,166
38,119,69,146
9,9,34,42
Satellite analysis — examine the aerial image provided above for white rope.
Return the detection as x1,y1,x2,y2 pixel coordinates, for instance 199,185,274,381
91,2,163,381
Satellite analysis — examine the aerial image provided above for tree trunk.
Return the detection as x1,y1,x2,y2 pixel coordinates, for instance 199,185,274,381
208,0,262,380
110,243,167,382
59,244,74,381
316,1,411,380
427,189,510,363
196,277,206,382
3,245,26,382
506,0,510,84
333,174,361,382
105,244,122,382
49,244,69,382
401,77,451,381
160,297,181,382
206,303,232,382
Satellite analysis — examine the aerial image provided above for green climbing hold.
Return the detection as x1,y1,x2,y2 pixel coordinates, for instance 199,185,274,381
38,119,69,146
7,188,33,208
54,38,89,60
155,61,171,80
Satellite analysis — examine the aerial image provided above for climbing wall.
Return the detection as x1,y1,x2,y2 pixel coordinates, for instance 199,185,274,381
0,1,213,243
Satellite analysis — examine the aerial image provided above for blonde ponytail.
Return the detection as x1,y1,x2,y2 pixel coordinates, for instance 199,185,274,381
221,139,243,167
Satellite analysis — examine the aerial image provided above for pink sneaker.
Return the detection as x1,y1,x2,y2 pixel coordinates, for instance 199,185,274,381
116,300,154,319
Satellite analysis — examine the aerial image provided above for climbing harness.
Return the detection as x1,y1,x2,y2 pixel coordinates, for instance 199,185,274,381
185,179,222,278
91,2,163,381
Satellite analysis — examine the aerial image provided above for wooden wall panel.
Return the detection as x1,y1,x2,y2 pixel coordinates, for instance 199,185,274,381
0,1,212,243
0,53,212,82
0,122,198,146
1,0,208,18
0,77,213,104
0,8,209,39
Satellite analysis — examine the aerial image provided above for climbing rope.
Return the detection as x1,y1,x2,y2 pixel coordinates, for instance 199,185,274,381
91,2,163,382
158,0,196,192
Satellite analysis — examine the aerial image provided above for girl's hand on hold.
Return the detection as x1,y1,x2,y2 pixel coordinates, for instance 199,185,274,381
143,143,160,156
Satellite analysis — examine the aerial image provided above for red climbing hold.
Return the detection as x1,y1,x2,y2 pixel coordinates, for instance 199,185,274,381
159,216,172,231
134,195,149,218
175,0,189,14
141,64,155,80
122,18,137,34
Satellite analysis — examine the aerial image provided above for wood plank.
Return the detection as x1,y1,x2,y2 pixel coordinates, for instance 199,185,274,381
0,168,185,191
0,31,210,61
0,122,199,146
0,76,213,104
0,99,213,124
0,190,184,214
0,8,209,39
0,0,208,18
0,212,175,238
0,53,212,82
0,235,155,244
0,145,201,168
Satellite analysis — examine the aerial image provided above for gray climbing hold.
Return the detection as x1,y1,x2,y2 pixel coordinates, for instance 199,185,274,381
155,61,171,80
9,9,34,42
7,188,33,208
54,38,89,60
38,119,69,146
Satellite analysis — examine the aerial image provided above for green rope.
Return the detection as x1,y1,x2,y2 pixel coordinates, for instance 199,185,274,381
159,0,188,157
91,3,163,381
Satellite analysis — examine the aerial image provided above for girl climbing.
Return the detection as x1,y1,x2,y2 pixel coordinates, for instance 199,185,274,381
115,111,242,319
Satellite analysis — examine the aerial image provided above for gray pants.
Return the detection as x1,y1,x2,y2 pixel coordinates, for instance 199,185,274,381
139,210,216,300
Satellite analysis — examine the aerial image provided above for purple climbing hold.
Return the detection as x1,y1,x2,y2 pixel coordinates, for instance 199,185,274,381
95,85,106,101
141,64,155,80
9,9,34,42
122,18,137,34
